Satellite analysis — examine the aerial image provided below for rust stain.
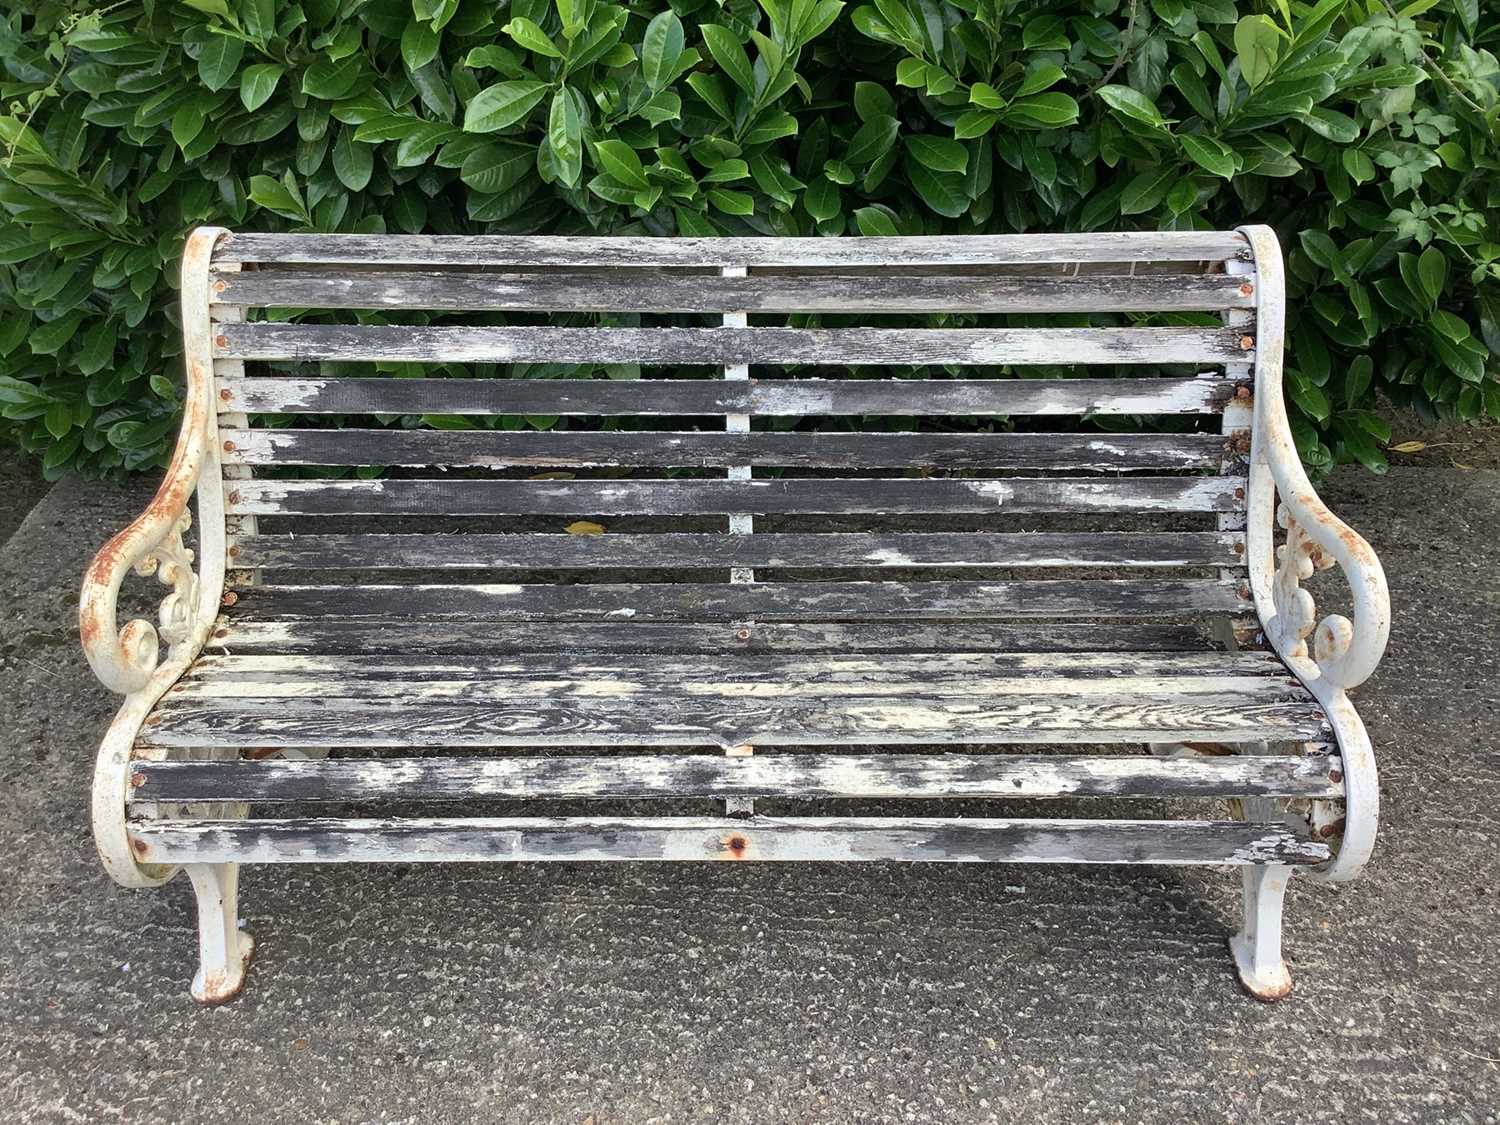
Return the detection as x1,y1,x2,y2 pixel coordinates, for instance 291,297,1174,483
227,490,241,504
1234,385,1253,402
1328,769,1343,783
130,837,148,856
722,834,750,859
1318,817,1346,839
129,772,147,789
1239,281,1254,297
1181,741,1233,756
214,334,228,349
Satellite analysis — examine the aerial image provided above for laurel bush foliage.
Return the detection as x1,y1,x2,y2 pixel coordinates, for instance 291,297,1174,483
1,0,1497,476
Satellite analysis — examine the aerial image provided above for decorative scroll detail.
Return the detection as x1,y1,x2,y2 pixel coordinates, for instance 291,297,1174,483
1271,503,1349,667
81,500,208,695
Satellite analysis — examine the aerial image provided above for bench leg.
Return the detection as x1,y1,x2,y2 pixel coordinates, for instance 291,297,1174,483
1230,864,1294,1001
185,863,255,1004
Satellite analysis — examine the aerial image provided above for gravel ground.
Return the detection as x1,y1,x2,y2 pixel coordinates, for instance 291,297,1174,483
1,466,1496,1124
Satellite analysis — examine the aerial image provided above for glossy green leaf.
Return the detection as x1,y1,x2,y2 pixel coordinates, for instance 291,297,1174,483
641,10,685,91
463,81,549,132
239,63,284,111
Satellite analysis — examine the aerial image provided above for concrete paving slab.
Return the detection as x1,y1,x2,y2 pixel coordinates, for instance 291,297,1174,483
1,468,1496,1124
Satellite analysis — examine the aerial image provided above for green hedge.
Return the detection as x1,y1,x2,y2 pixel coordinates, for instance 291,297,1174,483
1,0,1496,477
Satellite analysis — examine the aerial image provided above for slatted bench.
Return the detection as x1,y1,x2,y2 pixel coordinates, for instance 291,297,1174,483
80,226,1389,1004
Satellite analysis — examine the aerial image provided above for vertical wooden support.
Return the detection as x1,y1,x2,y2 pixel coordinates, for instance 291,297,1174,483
722,265,755,817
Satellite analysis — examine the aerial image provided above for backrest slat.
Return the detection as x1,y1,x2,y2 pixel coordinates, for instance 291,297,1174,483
210,269,1254,314
215,323,1251,366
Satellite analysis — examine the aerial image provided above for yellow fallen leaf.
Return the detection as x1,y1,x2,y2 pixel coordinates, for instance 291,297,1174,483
529,471,576,480
1388,441,1427,453
565,520,606,535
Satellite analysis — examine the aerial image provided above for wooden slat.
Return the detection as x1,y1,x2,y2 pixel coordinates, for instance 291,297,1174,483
187,649,1287,680
219,428,1231,471
138,690,1325,750
169,668,1298,702
127,815,1328,866
224,579,1250,621
231,531,1247,571
218,376,1235,417
215,231,1250,267
215,324,1251,366
223,477,1245,517
210,270,1256,313
206,620,1220,655
128,753,1342,804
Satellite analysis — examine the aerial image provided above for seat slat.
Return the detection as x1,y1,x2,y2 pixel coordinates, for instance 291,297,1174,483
139,692,1326,749
128,753,1342,803
208,621,1221,655
231,531,1246,571
126,816,1328,866
224,477,1244,517
216,324,1251,366
187,650,1285,679
225,579,1249,621
219,429,1230,471
219,376,1236,417
215,231,1250,267
209,270,1255,313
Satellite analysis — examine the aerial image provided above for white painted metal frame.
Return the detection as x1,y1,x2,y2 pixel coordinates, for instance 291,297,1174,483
78,227,1389,1005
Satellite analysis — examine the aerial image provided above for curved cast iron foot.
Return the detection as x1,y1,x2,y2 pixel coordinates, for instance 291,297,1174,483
191,929,255,1005
1229,933,1293,1002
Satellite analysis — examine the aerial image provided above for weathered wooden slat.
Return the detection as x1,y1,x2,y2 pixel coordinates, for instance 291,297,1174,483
219,428,1230,471
127,815,1328,866
186,649,1286,681
139,691,1325,749
216,323,1252,366
231,531,1247,571
215,231,1250,268
205,620,1220,655
224,579,1250,621
128,753,1342,804
170,668,1298,702
218,376,1234,417
223,477,1244,517
210,270,1256,313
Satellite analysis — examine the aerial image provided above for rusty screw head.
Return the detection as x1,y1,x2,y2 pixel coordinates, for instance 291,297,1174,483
219,388,233,401
1328,769,1343,783
213,280,227,293
221,591,239,607
215,334,229,348
1232,542,1246,556
1235,385,1252,401
735,627,751,640
223,440,235,452
1318,823,1338,839
228,490,241,504
1239,281,1254,297
228,545,240,558
1239,335,1255,351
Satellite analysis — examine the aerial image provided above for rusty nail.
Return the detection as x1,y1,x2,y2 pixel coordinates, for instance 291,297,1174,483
1233,542,1246,556
222,440,235,452
1239,335,1254,351
228,490,241,504
215,334,228,348
129,772,147,788
1329,769,1343,783
725,835,748,856
228,545,240,558
219,388,232,401
1318,823,1338,839
221,591,239,607
1239,281,1254,297
213,628,229,638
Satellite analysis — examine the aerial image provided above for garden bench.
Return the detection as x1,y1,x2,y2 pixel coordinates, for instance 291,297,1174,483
81,225,1388,1004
